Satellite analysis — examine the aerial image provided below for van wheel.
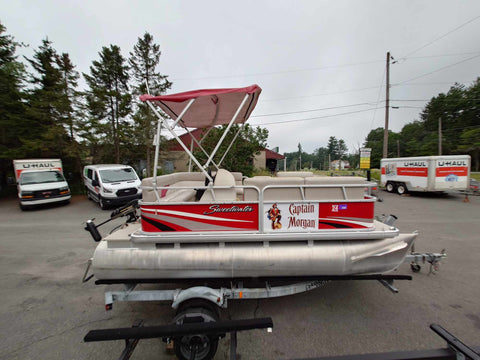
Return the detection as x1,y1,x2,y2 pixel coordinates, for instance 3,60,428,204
86,188,92,200
99,197,107,210
386,182,395,193
397,183,407,195
19,204,28,211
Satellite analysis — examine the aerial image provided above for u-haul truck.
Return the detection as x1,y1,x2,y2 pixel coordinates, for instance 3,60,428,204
380,155,470,194
13,159,71,210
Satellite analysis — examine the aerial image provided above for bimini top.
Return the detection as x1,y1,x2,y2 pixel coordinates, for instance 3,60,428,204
140,84,261,129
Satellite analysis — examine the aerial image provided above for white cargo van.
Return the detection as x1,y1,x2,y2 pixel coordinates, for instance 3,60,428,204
13,159,71,210
380,155,470,194
83,164,142,209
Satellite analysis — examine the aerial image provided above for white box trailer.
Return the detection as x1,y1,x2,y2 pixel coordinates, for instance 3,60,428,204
380,155,470,194
13,159,71,210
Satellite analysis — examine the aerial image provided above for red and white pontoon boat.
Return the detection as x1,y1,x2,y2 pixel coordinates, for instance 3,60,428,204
89,85,417,281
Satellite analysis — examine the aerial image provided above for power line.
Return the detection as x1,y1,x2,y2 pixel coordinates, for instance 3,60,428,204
392,81,472,87
397,53,480,85
171,60,384,81
407,51,480,60
262,85,383,102
390,98,480,102
402,14,480,58
252,102,376,117
370,65,387,130
250,107,381,126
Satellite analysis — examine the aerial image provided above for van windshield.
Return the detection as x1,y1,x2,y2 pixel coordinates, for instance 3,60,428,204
99,168,138,183
20,171,66,185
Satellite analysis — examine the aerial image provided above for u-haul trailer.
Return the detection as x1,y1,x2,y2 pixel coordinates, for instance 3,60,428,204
380,155,470,195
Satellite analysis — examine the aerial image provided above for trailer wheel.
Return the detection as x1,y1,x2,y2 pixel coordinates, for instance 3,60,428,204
397,183,407,195
386,182,395,193
173,300,220,360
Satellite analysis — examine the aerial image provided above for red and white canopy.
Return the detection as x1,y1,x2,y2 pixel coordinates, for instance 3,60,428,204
140,84,261,129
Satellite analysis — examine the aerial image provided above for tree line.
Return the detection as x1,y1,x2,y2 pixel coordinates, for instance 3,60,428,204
364,79,480,170
0,21,171,190
282,136,358,171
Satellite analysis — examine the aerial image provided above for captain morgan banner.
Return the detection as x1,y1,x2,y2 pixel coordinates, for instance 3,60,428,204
264,202,319,232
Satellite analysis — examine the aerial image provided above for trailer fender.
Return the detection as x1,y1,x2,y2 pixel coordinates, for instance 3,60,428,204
172,286,224,309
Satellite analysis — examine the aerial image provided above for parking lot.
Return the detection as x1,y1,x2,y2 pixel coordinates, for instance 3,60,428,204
0,191,479,360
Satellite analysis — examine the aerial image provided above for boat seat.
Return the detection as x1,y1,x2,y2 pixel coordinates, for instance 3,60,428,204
199,169,237,202
231,171,244,196
277,171,314,178
244,176,304,201
304,176,366,200
141,172,205,202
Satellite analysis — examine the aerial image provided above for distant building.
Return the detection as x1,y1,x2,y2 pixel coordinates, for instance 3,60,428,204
161,128,284,173
330,159,350,170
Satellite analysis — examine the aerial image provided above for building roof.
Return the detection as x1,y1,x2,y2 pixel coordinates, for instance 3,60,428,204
265,148,285,160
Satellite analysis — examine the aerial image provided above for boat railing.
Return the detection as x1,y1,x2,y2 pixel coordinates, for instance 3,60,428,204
140,181,377,234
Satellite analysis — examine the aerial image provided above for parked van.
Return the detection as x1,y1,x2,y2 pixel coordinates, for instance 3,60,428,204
13,159,71,210
83,164,142,209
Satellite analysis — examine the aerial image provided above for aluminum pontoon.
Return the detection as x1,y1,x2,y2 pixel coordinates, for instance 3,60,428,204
87,85,417,282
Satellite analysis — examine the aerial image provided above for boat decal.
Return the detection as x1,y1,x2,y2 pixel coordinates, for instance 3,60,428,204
141,208,253,223
318,221,352,229
142,212,256,231
318,217,372,229
141,215,180,232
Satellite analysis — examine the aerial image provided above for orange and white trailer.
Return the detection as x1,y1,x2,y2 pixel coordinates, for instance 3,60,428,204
380,155,471,194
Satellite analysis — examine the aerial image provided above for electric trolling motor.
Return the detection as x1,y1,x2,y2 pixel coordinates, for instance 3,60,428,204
85,200,139,242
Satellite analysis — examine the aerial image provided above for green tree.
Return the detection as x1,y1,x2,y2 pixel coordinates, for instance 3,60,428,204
314,147,329,170
192,124,268,177
364,128,399,168
327,136,348,161
56,52,83,176
84,45,132,163
129,32,172,176
24,38,69,157
0,22,27,189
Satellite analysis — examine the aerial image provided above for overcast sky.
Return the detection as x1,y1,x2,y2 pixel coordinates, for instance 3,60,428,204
2,0,480,154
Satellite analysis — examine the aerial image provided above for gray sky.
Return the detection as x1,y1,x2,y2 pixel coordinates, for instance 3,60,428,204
2,0,480,154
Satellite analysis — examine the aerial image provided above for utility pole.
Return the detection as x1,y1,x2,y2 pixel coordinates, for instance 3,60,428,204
383,51,390,159
438,117,442,155
397,139,400,157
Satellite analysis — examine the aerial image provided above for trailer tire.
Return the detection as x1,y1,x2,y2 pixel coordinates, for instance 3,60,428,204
386,182,395,193
173,301,220,360
397,183,407,195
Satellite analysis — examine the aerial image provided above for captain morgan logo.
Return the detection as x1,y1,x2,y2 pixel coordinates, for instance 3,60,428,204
265,202,318,232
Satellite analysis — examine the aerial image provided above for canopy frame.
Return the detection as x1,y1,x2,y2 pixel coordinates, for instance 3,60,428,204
141,85,261,185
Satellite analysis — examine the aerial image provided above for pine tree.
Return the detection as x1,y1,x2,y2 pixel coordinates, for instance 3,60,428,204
84,45,132,163
56,52,82,175
0,22,27,189
24,38,69,157
129,32,172,176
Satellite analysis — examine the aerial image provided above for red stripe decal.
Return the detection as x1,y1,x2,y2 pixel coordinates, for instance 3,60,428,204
396,167,428,177
435,167,468,177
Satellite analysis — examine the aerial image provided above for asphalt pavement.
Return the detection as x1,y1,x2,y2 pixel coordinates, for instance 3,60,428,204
0,191,478,360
